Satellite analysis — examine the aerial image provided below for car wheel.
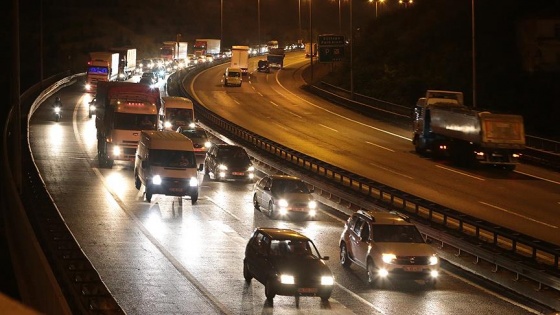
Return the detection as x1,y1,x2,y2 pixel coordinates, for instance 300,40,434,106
134,174,141,190
320,294,330,302
268,201,275,218
191,192,198,205
145,186,153,203
265,279,276,301
243,261,253,282
253,194,260,210
367,258,377,287
340,243,352,268
204,162,210,176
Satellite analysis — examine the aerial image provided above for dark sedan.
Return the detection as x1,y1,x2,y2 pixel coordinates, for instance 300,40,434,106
204,144,254,181
243,227,334,304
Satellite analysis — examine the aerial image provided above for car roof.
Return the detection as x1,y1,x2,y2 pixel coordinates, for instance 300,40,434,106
356,210,413,225
255,228,310,241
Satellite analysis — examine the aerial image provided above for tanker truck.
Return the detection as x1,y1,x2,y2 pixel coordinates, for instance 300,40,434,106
412,90,525,170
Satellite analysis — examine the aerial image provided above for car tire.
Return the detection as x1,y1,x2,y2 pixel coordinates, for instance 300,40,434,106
320,294,330,302
134,174,141,190
265,279,276,301
145,186,153,203
340,243,352,268
191,192,198,205
253,194,260,210
243,261,253,282
367,258,377,287
268,201,275,218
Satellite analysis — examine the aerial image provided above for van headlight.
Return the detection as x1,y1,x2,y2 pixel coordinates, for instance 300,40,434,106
152,175,162,185
112,146,121,156
218,164,228,171
247,166,255,172
280,274,294,285
308,200,317,209
164,121,172,129
321,276,334,286
189,177,199,187
278,199,289,208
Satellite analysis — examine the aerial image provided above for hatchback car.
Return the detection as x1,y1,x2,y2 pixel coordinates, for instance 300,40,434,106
243,228,334,303
140,72,158,85
177,125,212,155
339,210,440,287
253,175,317,219
204,144,254,181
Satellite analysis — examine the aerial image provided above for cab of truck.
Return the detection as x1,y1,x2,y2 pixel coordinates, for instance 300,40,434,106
224,67,242,87
134,130,203,204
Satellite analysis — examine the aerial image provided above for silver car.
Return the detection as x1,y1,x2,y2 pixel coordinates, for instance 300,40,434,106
253,175,318,220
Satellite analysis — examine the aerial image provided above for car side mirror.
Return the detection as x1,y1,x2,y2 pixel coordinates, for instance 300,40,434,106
263,186,270,191
198,163,204,172
322,256,330,261
141,160,147,169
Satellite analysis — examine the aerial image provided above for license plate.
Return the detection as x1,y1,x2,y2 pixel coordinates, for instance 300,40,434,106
232,172,245,176
291,208,306,212
298,288,317,294
169,188,184,193
403,266,423,272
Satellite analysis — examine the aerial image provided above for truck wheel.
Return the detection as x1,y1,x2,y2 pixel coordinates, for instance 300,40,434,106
134,174,141,190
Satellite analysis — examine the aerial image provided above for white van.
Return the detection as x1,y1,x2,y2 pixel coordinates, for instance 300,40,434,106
161,96,195,130
223,67,242,87
134,130,203,204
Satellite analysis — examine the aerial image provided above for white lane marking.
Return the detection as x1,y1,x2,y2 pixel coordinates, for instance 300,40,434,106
273,61,410,141
369,163,414,179
233,99,240,105
288,111,303,118
443,269,544,314
257,92,263,97
514,170,560,185
269,101,279,107
479,201,558,229
366,141,395,152
319,124,338,132
435,164,485,181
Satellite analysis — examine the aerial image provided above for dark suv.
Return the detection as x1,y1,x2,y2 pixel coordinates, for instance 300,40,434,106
339,210,440,287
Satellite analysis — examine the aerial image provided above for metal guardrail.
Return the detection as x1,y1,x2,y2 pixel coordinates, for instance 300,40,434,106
2,74,124,314
177,68,560,301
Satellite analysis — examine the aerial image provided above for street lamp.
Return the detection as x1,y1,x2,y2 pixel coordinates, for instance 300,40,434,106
309,0,313,81
368,0,384,18
221,0,223,44
258,0,261,47
299,0,302,42
472,0,477,108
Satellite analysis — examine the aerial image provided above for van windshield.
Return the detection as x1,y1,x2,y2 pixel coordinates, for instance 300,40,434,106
228,71,240,78
149,150,197,168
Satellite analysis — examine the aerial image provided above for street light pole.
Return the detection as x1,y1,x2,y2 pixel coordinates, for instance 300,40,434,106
338,0,342,34
309,0,313,81
221,0,223,45
471,0,477,108
258,0,261,47
298,0,302,41
350,0,354,99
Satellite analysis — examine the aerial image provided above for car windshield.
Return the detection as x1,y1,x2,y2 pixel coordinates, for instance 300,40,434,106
373,225,425,243
219,147,249,161
114,113,156,130
181,129,207,142
148,149,197,168
269,239,320,258
272,179,309,194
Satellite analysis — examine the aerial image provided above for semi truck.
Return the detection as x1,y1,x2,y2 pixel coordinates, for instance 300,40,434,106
109,47,137,81
85,52,119,93
193,39,221,57
266,48,285,69
94,81,162,168
160,41,188,62
230,45,250,74
412,90,525,170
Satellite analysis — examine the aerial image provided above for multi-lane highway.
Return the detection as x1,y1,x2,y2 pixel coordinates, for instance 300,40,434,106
25,53,558,314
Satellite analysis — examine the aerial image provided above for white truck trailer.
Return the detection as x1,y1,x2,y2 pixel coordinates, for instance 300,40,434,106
230,45,250,74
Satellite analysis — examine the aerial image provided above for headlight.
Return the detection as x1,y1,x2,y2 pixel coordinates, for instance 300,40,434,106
188,122,196,128
247,166,255,172
278,199,289,207
429,256,439,265
85,83,91,90
54,107,61,113
218,164,228,171
321,276,334,286
112,146,121,156
164,121,172,129
308,200,317,209
152,175,162,185
189,177,198,187
280,274,294,284
382,253,396,264
204,141,212,149
89,105,96,111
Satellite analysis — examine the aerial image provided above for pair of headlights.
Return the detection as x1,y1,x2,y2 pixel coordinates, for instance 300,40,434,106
151,175,198,187
280,274,334,286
